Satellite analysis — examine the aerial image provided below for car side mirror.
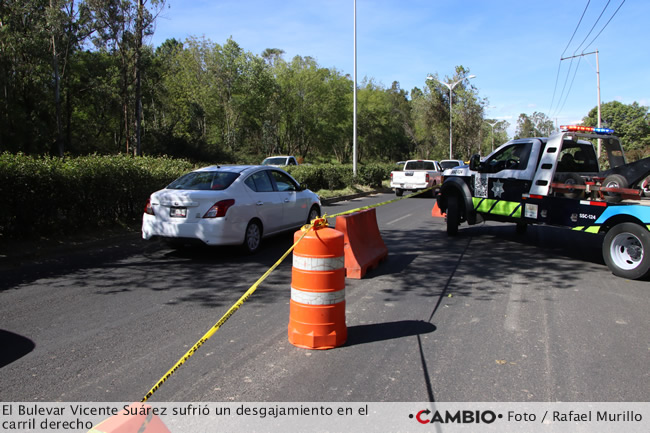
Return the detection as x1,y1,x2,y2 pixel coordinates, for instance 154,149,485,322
469,154,481,171
299,183,308,191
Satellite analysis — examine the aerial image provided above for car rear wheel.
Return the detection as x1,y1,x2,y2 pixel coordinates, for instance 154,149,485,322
395,188,403,197
446,195,459,236
602,222,650,280
242,220,262,254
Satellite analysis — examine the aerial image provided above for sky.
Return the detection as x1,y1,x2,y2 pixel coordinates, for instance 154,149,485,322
149,0,650,138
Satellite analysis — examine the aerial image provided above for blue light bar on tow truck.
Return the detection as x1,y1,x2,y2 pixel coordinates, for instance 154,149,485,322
560,125,615,135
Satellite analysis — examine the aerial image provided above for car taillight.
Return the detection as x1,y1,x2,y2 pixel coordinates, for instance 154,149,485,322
203,199,235,218
144,198,154,215
390,172,393,180
425,173,430,182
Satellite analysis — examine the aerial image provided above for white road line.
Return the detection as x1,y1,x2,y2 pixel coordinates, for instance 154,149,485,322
504,274,523,332
386,214,412,225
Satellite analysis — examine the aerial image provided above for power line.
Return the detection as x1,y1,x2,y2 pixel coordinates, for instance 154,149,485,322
551,0,625,119
582,0,626,52
549,0,591,116
551,57,578,118
571,0,612,55
557,56,583,116
562,0,591,58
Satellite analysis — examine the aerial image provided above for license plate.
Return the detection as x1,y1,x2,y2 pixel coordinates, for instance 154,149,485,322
404,184,414,189
170,207,187,218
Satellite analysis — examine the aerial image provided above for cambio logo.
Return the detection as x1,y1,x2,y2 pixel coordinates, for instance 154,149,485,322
410,409,501,424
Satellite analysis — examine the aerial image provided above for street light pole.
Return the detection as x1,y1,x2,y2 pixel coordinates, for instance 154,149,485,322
485,120,498,152
352,0,357,176
427,74,476,159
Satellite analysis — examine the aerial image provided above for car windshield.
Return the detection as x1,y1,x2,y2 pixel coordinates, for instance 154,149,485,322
440,160,461,170
167,171,240,190
262,157,287,165
405,161,435,170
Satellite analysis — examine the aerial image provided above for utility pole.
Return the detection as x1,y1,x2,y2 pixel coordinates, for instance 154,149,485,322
560,50,601,157
352,0,357,176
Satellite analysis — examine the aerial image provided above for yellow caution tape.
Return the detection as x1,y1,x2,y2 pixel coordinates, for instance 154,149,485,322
141,224,313,402
326,187,434,219
140,186,431,402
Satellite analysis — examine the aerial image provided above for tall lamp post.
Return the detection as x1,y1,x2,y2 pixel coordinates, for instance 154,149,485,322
427,74,476,159
352,0,357,176
485,120,499,153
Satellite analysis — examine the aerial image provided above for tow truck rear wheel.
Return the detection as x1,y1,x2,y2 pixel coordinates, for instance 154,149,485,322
603,223,650,280
446,195,460,236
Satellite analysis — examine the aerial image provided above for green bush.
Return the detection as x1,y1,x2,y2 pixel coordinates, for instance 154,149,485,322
0,153,193,239
0,154,391,240
286,162,392,191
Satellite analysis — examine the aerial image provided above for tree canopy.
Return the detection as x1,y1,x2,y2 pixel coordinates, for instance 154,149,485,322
582,101,650,159
1,1,648,164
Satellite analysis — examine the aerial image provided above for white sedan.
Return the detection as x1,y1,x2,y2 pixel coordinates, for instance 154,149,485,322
142,165,321,253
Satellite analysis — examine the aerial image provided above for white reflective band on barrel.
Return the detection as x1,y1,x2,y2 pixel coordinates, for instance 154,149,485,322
291,287,346,305
293,255,345,271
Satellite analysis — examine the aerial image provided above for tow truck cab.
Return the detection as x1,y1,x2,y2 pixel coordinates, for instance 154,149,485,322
437,126,650,280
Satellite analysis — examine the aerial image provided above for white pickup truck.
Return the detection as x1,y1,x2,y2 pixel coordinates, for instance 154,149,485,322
390,159,443,197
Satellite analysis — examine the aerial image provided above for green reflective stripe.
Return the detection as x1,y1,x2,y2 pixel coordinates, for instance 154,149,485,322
473,197,493,213
491,200,516,217
472,197,521,218
510,204,522,218
572,225,600,234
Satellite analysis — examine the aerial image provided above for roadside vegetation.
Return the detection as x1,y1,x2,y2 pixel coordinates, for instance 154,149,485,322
1,1,648,241
0,153,394,240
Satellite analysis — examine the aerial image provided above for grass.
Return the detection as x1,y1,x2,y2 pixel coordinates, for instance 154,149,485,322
315,180,391,199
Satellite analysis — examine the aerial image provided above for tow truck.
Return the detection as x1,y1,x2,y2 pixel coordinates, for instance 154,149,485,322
436,125,650,280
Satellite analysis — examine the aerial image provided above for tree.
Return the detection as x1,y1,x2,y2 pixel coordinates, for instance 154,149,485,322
514,111,553,139
47,0,93,156
87,0,164,155
261,48,284,67
582,101,650,159
0,0,53,154
416,66,486,160
481,119,510,154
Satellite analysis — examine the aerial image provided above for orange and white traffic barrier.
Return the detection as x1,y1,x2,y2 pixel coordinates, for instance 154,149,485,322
432,201,446,217
334,208,388,279
89,403,171,433
288,224,347,349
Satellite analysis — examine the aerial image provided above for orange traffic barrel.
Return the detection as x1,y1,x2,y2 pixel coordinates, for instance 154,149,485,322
89,403,171,433
288,225,347,349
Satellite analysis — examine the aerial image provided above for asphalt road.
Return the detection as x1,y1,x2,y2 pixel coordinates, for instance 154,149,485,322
1,192,648,402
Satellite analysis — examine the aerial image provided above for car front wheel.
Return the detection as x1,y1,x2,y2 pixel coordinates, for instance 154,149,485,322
242,220,262,254
446,195,460,236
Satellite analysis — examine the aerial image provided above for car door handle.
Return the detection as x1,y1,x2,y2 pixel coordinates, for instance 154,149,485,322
284,198,290,203
256,201,264,206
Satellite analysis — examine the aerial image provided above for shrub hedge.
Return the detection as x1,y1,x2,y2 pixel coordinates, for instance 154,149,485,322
0,153,394,240
0,153,194,239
